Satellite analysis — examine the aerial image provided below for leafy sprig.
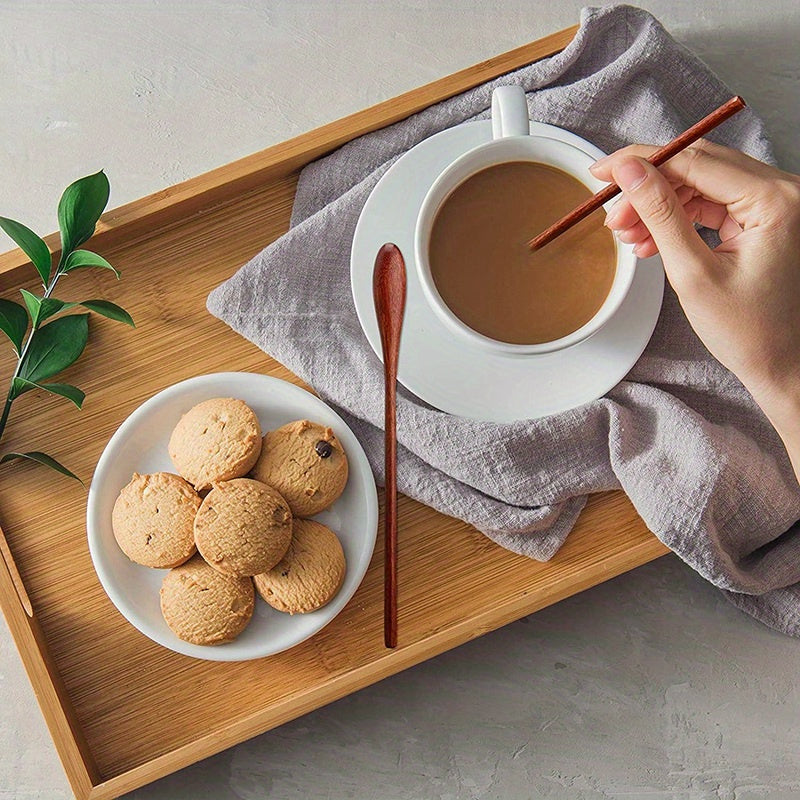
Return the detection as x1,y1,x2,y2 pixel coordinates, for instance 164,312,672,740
0,171,133,482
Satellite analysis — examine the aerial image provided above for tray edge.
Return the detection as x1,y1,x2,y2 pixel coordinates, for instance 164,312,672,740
0,25,578,282
0,524,100,800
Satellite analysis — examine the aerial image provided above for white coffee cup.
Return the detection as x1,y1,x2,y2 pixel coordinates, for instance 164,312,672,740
414,84,637,356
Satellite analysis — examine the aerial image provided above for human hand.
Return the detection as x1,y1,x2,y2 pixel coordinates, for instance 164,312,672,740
589,140,800,479
590,139,800,405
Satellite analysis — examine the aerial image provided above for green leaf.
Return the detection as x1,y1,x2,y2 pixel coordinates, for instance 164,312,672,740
0,297,28,353
19,288,41,322
0,217,52,287
62,249,119,278
57,170,110,256
20,313,89,384
19,290,74,327
38,298,76,324
10,377,84,408
40,382,85,408
10,376,36,398
80,299,134,327
0,451,82,484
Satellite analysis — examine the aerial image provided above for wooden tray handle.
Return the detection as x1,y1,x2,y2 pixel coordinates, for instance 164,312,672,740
0,524,34,618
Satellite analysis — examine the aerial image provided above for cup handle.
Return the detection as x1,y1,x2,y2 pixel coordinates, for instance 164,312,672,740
491,85,530,139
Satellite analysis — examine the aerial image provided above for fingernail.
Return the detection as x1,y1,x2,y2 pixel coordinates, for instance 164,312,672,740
604,201,621,227
589,156,608,174
614,158,647,191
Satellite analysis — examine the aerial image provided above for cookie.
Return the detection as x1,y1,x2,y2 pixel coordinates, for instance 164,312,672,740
194,478,293,576
160,555,254,645
253,518,346,614
168,397,262,491
249,420,348,516
112,472,200,568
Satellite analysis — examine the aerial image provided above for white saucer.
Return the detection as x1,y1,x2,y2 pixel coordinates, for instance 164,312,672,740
350,120,665,422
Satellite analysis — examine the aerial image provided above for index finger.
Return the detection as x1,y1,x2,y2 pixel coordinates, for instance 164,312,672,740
590,139,775,221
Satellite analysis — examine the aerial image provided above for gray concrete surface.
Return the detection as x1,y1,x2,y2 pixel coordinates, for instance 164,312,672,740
1,2,799,799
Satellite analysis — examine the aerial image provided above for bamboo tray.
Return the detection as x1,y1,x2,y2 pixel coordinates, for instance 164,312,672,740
0,24,669,800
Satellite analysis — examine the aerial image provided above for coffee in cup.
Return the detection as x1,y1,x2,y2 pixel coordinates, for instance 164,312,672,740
428,160,616,345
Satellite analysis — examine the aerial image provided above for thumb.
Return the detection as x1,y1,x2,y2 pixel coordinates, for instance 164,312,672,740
611,156,714,276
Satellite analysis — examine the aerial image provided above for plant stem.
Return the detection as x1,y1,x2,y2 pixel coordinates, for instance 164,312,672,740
0,268,62,444
0,396,11,442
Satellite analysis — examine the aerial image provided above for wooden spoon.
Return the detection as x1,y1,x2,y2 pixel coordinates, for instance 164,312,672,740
373,243,407,649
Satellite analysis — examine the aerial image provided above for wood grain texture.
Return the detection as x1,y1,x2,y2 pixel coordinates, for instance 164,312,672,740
0,524,100,799
0,24,668,800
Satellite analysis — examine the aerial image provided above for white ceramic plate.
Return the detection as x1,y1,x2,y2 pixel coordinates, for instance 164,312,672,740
351,120,665,422
87,372,378,662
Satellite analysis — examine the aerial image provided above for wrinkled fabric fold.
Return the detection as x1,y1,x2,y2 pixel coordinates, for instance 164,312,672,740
208,5,800,635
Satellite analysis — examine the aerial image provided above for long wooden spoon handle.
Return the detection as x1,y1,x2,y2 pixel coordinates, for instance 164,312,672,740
373,243,407,649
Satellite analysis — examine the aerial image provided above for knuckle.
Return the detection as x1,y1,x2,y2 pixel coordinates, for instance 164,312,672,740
680,142,711,185
778,178,800,209
692,137,718,155
639,184,677,227
763,179,800,228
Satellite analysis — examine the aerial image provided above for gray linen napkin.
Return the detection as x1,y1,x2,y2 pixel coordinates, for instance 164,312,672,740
207,5,800,636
